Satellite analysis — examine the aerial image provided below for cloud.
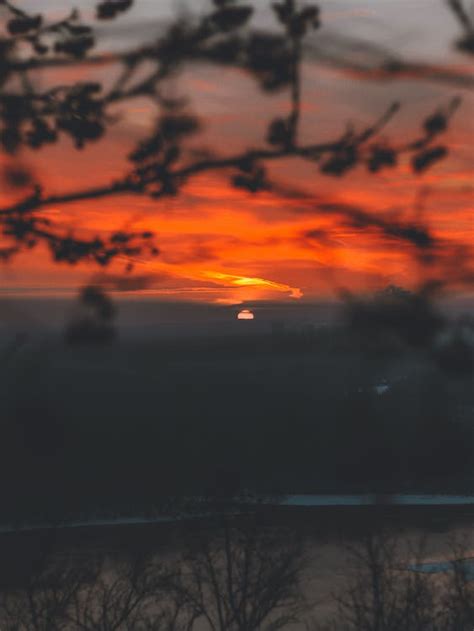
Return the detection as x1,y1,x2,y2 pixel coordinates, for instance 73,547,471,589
204,271,303,299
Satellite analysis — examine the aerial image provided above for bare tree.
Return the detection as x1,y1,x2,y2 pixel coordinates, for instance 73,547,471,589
312,530,474,631
68,554,192,631
0,551,96,631
0,549,194,631
439,533,474,631
326,531,440,631
169,518,307,631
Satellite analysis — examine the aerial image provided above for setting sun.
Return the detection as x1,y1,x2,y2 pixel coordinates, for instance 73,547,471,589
237,309,255,320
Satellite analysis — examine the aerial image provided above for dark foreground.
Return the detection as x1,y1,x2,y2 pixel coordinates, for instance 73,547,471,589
2,503,474,629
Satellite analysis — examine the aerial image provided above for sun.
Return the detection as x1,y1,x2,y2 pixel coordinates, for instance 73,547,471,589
237,309,255,320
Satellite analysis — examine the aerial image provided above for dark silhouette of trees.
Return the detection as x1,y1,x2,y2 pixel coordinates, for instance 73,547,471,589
314,530,474,631
169,519,307,631
6,526,474,630
68,555,188,631
440,535,474,630
0,519,307,630
332,532,437,631
0,544,97,631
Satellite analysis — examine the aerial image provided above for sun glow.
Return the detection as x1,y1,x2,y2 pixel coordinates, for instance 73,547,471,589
205,271,303,299
237,309,255,320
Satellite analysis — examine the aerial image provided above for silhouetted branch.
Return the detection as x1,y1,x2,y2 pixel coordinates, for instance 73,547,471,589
0,0,466,274
0,93,458,267
446,0,474,53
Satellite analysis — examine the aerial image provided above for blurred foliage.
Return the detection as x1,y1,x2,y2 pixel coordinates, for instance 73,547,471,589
0,0,466,279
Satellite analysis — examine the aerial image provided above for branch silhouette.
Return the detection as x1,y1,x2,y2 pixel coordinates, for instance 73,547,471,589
0,0,466,275
446,0,474,53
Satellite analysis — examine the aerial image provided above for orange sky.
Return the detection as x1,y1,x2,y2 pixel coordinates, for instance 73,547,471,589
0,2,473,303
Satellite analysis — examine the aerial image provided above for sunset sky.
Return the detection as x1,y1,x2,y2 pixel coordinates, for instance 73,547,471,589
0,0,472,303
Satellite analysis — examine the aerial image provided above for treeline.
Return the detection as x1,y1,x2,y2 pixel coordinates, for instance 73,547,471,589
318,528,474,631
1,518,474,630
0,518,304,631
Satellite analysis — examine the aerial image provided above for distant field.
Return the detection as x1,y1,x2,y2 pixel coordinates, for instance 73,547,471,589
0,319,473,523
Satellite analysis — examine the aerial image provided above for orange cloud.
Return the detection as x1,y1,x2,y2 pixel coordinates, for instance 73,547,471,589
1,28,472,302
204,271,303,299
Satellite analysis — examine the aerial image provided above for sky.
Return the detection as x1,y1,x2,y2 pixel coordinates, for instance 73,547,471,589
0,0,472,304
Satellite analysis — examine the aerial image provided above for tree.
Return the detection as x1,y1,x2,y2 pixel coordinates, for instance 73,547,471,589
170,518,307,631
324,531,439,631
0,548,193,631
68,555,189,631
439,534,474,631
0,519,307,630
316,530,474,631
0,545,96,631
